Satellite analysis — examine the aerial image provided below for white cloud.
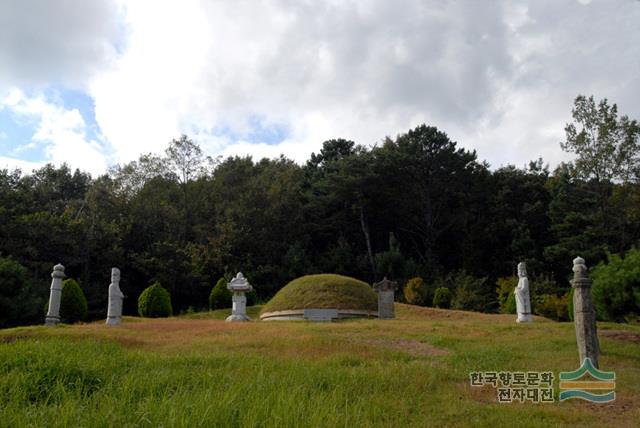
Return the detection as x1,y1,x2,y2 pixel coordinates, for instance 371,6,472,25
2,0,640,172
1,89,108,175
0,156,44,173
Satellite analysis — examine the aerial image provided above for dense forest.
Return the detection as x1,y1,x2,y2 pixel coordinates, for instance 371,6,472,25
1,95,639,327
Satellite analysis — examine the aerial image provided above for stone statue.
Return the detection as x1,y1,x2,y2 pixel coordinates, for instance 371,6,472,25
45,263,66,326
373,277,398,319
515,262,533,323
571,256,600,368
226,272,253,322
106,267,125,326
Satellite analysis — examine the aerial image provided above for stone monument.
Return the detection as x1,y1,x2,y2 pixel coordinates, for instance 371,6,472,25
373,277,398,319
514,261,533,323
106,267,125,326
45,263,65,326
226,272,253,322
571,256,600,368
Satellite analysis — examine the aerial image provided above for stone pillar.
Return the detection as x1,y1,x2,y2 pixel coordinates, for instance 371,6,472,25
571,256,600,368
373,277,398,319
45,263,65,326
225,272,253,322
106,267,125,326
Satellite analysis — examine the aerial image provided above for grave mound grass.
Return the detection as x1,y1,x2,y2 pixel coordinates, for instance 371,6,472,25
261,274,377,313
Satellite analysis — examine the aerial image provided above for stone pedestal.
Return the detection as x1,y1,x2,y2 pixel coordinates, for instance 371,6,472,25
373,277,398,319
106,267,125,326
571,256,600,368
225,272,253,322
45,264,65,326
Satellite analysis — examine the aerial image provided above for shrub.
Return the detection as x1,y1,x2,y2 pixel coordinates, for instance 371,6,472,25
496,276,517,313
138,282,173,318
591,248,640,322
432,287,452,309
567,288,574,321
503,292,517,314
0,257,32,328
404,277,428,306
450,271,493,312
209,277,232,310
59,279,88,323
534,293,569,321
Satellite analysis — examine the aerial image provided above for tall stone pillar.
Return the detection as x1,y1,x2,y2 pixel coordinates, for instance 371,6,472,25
571,256,600,368
45,263,65,326
226,272,253,322
373,277,398,319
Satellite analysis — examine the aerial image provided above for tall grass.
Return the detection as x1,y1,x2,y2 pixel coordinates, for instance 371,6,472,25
1,305,639,427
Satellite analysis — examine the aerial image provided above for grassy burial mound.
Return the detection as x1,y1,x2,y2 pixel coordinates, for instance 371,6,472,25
260,274,378,320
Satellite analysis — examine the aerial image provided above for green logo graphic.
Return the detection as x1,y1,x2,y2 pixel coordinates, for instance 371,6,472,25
559,358,616,403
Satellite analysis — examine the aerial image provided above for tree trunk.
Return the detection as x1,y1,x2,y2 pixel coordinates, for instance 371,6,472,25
359,205,376,282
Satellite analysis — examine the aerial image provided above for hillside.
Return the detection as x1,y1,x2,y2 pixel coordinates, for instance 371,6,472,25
1,305,639,427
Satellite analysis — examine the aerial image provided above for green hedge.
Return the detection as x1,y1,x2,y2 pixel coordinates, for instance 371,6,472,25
138,282,173,318
60,279,88,323
209,277,232,310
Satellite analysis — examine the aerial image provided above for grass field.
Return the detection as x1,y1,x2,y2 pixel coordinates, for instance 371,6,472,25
1,304,639,427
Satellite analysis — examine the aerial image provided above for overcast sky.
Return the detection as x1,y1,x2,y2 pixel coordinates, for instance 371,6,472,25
1,0,638,175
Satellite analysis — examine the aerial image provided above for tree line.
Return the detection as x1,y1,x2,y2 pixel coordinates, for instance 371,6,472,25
1,95,638,327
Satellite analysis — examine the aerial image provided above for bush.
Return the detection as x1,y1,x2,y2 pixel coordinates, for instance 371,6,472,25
534,293,570,321
404,277,428,306
450,271,494,312
209,277,232,310
138,282,173,318
0,257,33,328
567,288,574,321
503,292,517,314
59,279,88,323
432,287,452,309
496,277,517,314
591,248,640,322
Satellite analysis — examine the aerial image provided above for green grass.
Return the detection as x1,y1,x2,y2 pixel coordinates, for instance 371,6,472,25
1,304,639,427
261,274,378,313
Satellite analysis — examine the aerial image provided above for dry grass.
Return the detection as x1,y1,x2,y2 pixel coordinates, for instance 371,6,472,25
1,303,639,427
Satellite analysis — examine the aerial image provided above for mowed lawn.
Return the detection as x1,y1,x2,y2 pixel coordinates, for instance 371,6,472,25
1,304,639,427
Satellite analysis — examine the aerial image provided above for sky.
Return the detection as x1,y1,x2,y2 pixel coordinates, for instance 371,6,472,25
1,0,639,176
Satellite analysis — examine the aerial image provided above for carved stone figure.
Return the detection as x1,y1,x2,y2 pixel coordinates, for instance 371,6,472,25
373,277,398,319
571,256,600,368
106,268,125,326
515,262,533,323
45,263,65,326
225,272,253,322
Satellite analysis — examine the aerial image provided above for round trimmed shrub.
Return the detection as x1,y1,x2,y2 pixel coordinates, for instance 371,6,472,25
209,277,232,310
59,279,88,323
404,277,427,306
433,287,452,309
138,282,173,318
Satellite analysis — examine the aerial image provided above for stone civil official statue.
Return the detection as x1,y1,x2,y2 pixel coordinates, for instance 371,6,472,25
106,267,125,326
515,262,533,323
